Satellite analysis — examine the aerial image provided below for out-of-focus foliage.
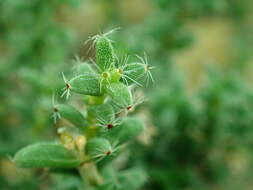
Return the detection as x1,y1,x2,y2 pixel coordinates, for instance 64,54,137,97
1,0,253,189
0,0,81,189
13,30,149,190
140,67,253,190
0,0,80,154
107,0,253,189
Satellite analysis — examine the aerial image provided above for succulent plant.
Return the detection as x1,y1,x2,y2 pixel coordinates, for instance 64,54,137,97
13,29,152,189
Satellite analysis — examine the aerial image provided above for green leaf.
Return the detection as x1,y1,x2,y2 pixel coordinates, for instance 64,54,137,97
75,62,95,75
98,168,147,190
106,82,132,109
88,103,115,126
69,74,102,96
50,173,84,190
107,99,123,113
96,36,115,71
19,68,48,90
13,142,81,168
55,104,88,131
96,147,121,169
86,138,112,160
117,168,147,190
121,62,146,86
107,117,145,144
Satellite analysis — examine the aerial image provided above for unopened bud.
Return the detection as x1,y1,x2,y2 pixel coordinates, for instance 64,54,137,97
76,135,86,151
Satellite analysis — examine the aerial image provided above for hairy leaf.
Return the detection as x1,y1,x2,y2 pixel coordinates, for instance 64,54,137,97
106,82,132,109
96,36,115,71
69,74,102,96
55,104,88,131
107,117,145,144
86,138,112,160
14,142,81,168
75,62,95,75
122,62,146,86
88,103,115,126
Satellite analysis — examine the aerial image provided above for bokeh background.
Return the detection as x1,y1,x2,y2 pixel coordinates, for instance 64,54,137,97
1,0,253,189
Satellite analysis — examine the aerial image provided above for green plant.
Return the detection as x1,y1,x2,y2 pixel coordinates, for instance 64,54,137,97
13,30,152,189
0,0,81,158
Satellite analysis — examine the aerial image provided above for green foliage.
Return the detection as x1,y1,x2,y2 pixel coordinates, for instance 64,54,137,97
142,68,253,189
53,104,88,131
106,117,145,145
96,36,116,71
14,142,82,168
117,168,147,190
106,82,133,109
88,103,115,125
121,62,146,86
108,0,253,189
65,74,102,97
49,173,84,190
86,138,112,160
2,0,253,190
13,30,149,189
0,0,79,158
76,62,95,75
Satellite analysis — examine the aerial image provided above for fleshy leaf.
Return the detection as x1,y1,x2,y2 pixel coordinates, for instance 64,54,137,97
85,138,112,160
88,103,115,126
106,82,132,109
55,104,88,131
13,142,81,168
96,36,115,71
107,117,145,144
75,62,95,75
121,62,146,86
69,74,102,96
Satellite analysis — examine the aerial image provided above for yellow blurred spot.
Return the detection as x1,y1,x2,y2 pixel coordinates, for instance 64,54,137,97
0,159,21,184
61,132,74,150
118,68,123,75
76,135,86,151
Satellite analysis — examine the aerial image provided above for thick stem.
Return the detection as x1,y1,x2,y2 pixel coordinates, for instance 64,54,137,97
78,162,103,186
79,95,107,186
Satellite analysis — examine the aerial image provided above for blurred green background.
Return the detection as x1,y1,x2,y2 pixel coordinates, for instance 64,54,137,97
1,0,253,189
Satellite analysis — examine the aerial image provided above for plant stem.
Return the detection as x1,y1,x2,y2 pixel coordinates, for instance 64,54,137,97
78,162,103,186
